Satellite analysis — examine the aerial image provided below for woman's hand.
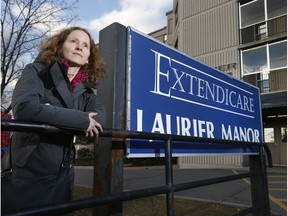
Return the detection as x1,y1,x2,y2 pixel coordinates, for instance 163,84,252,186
85,112,103,137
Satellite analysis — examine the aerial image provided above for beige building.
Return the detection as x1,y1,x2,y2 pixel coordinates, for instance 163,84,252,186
150,0,287,167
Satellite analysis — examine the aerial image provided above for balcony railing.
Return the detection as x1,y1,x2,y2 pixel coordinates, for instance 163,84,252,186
241,15,287,45
243,69,287,93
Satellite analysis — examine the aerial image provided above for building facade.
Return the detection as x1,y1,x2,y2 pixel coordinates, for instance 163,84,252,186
150,0,287,167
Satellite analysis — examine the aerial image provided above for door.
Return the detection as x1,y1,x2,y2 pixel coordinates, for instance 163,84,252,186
279,127,287,165
264,125,287,166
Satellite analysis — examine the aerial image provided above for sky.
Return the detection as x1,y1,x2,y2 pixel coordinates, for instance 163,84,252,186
1,0,173,111
72,0,173,42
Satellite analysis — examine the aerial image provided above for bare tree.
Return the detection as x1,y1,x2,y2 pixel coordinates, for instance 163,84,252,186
1,0,79,113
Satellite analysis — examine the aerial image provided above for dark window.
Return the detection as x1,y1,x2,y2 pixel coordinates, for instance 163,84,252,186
241,25,255,43
242,46,267,74
269,41,287,69
240,0,265,28
239,0,254,6
267,0,287,19
255,23,267,40
241,22,267,43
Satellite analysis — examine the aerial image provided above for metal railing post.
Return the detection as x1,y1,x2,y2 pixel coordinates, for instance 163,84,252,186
249,147,271,216
259,146,271,214
165,139,174,216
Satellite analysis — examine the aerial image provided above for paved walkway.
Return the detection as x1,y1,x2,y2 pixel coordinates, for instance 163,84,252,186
75,165,287,215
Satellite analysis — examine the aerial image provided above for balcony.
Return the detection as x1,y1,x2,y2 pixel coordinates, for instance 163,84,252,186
243,68,287,93
241,15,287,45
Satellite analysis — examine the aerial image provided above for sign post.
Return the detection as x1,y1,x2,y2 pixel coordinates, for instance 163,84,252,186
96,23,127,216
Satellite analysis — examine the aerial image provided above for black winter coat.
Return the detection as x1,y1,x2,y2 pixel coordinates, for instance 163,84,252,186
2,60,106,212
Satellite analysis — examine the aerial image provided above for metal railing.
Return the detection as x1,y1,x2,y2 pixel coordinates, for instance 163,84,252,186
1,119,272,216
243,69,287,94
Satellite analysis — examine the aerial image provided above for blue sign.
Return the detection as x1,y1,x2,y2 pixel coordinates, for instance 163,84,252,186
126,28,263,157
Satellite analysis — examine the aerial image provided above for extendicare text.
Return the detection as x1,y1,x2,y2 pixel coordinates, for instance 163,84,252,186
127,29,263,156
136,109,260,142
135,50,260,142
150,50,255,118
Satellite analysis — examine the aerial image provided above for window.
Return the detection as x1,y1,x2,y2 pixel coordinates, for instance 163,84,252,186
255,23,267,40
242,46,267,75
269,41,287,69
241,40,287,93
239,0,254,5
281,127,287,142
240,0,265,28
267,0,287,19
264,128,274,143
240,0,287,44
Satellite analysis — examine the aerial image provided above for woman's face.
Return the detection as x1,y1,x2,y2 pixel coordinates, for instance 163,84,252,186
61,30,91,67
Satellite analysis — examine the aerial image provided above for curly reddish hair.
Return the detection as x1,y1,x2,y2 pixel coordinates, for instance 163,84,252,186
39,26,107,84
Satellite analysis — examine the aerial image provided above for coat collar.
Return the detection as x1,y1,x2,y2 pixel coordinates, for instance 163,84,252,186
50,61,74,108
49,61,96,109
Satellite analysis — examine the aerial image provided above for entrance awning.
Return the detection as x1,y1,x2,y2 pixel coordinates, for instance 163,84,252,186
261,91,287,109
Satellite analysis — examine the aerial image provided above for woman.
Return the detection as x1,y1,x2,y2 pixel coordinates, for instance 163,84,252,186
2,27,107,213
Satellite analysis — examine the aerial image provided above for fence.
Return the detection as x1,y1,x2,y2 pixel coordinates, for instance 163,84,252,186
1,119,272,216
